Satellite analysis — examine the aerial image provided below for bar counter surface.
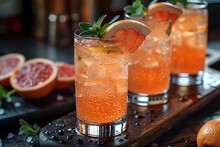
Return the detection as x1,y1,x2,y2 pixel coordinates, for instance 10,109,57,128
0,32,220,146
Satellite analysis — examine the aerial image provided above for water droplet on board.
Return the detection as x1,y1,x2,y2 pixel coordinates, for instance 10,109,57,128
134,122,141,126
60,140,66,144
45,130,51,135
67,135,73,140
58,129,64,135
51,135,59,140
48,123,53,126
134,114,145,119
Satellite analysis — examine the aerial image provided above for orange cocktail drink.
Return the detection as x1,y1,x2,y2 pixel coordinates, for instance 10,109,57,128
171,0,208,86
123,1,182,106
74,31,128,137
125,14,171,105
128,19,171,95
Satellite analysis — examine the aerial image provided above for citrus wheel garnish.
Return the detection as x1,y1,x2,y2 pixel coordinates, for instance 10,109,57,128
0,53,25,87
54,62,75,90
146,2,183,24
102,20,151,53
197,118,220,147
10,58,58,99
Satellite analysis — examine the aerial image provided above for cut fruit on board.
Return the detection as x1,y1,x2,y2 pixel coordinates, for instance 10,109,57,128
54,62,75,90
0,53,25,87
10,58,58,99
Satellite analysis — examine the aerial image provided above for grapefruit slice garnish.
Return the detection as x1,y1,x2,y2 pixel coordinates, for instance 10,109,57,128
54,62,75,90
146,2,183,24
10,58,58,99
102,20,151,53
0,53,25,87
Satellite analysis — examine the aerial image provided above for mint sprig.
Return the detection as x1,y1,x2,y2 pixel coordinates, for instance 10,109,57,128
124,0,146,16
19,119,40,140
79,15,120,38
168,0,188,7
0,85,16,108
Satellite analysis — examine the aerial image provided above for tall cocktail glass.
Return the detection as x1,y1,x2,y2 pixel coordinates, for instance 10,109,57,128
74,31,128,137
125,14,171,106
171,0,208,86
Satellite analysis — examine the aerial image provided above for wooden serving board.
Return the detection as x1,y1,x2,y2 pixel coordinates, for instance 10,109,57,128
0,89,75,130
38,49,220,146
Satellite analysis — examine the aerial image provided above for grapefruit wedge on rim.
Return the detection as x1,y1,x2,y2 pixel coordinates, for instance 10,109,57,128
0,53,25,87
54,62,75,90
145,2,183,24
102,20,151,53
10,58,58,99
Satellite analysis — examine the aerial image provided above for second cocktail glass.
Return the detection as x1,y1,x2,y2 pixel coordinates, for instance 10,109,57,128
125,15,171,106
74,31,128,137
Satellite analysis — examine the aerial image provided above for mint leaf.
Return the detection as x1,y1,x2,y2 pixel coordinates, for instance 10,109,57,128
168,0,188,7
0,85,16,108
79,22,93,30
78,15,120,38
20,119,29,126
96,15,107,28
100,23,110,36
123,0,146,16
109,15,120,25
19,119,40,139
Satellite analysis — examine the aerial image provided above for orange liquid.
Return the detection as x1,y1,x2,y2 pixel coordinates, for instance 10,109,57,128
171,11,207,75
128,48,170,95
75,79,127,123
74,41,128,124
171,41,206,74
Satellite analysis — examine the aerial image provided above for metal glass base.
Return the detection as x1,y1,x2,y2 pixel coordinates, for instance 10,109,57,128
128,91,168,106
77,118,127,138
171,71,204,86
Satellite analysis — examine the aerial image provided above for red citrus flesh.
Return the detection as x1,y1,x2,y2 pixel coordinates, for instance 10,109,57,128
54,62,75,90
146,2,183,24
0,53,25,87
10,58,58,99
102,20,151,53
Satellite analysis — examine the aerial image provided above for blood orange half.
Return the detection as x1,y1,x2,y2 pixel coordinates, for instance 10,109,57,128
0,53,25,87
146,2,183,24
10,58,58,99
54,62,75,90
102,20,151,53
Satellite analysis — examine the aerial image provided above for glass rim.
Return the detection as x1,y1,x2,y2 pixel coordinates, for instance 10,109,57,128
124,12,172,22
74,29,119,42
124,13,144,20
187,0,208,9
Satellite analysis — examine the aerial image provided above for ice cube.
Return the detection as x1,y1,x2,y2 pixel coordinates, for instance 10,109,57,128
156,35,171,55
26,136,33,143
0,108,5,115
14,102,21,107
7,133,14,139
